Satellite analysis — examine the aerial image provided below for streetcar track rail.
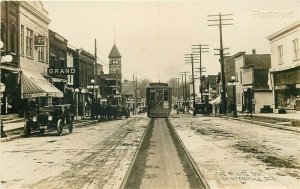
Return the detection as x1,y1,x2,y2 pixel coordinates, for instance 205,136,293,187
166,118,211,189
120,118,154,189
120,118,210,189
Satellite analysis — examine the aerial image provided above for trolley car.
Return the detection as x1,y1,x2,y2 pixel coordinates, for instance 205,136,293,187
146,83,172,118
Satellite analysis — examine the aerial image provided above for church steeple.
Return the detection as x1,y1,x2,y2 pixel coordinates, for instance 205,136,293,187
108,43,122,75
108,44,121,58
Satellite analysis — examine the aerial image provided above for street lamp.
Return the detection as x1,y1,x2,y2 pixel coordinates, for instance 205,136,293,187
81,89,86,119
229,76,238,118
203,89,209,105
74,88,79,120
0,40,13,138
90,79,96,119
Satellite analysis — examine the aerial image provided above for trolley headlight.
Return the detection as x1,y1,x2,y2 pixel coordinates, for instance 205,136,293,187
48,115,53,121
32,116,37,122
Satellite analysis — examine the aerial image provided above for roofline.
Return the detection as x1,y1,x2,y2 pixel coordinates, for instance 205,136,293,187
232,52,246,58
267,20,300,41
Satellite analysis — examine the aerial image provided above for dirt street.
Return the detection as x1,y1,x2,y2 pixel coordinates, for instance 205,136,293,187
170,113,300,189
0,115,148,189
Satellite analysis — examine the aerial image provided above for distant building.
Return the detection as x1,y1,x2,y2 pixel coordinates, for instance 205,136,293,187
48,29,68,103
222,51,272,114
267,20,300,112
103,43,122,95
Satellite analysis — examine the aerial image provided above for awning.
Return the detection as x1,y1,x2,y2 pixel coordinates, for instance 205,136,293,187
21,71,63,98
211,96,221,105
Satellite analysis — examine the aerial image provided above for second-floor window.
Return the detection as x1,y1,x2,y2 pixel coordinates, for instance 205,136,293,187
293,39,299,60
278,45,283,65
37,46,45,62
10,24,17,54
26,28,33,58
50,54,55,68
21,25,24,55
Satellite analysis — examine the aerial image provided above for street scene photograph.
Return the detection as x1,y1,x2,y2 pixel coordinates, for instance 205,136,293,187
0,0,300,188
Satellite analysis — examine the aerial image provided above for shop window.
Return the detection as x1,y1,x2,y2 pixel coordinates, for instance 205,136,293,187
278,45,283,65
293,39,299,60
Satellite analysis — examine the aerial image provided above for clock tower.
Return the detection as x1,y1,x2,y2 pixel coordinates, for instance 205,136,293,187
108,43,122,75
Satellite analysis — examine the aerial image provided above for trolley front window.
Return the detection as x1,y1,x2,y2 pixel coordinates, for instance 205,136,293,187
156,90,163,101
150,90,155,101
164,90,169,101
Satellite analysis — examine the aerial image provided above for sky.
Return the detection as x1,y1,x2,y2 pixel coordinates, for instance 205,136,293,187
42,0,300,83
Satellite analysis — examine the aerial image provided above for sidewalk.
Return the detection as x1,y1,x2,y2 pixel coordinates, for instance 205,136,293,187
222,112,300,133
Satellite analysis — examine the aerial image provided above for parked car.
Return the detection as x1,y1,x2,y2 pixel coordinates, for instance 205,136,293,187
24,104,74,137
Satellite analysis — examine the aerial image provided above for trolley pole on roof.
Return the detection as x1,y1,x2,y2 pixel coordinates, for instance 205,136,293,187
192,44,209,103
185,54,199,107
208,12,233,115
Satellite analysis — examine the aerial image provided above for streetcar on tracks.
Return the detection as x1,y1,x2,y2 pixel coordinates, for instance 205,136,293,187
146,83,172,118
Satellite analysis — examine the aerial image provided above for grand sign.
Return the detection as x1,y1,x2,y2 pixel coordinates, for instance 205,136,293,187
48,67,76,75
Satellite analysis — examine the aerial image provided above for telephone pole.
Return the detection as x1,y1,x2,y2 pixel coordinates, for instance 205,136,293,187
94,39,97,99
180,71,189,112
208,13,233,115
192,44,209,103
185,54,199,107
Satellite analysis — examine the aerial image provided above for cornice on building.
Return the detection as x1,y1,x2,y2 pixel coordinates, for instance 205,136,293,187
267,20,300,41
20,1,51,25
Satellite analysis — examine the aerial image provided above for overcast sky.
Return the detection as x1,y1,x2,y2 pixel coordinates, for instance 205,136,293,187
42,0,300,83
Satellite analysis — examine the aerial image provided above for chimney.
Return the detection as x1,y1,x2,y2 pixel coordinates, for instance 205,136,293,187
252,49,256,55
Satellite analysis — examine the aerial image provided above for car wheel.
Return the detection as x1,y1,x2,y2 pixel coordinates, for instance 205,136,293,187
40,129,45,136
57,119,63,136
68,120,73,133
24,121,31,137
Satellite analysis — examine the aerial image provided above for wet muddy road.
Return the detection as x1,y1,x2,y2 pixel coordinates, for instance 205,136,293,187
0,116,149,189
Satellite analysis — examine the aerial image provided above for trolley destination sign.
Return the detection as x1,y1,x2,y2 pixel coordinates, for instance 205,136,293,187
47,67,76,75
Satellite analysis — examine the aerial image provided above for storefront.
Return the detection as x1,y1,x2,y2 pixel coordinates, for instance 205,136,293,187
20,71,63,113
273,67,300,111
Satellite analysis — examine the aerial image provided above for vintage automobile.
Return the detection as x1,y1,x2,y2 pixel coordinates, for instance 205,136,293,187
99,95,130,120
24,104,74,137
193,103,212,116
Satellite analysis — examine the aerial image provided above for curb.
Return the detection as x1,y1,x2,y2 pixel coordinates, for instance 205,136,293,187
0,120,99,142
222,116,300,133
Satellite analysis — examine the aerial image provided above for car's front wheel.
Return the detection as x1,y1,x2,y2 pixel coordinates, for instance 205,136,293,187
57,119,63,136
24,121,31,137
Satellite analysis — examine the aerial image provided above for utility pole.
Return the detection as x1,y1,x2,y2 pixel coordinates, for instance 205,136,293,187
176,77,180,100
185,54,199,107
94,39,97,100
180,71,189,112
192,44,209,103
208,13,233,115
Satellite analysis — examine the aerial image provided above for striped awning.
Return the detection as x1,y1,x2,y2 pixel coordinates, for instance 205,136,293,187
21,71,63,98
